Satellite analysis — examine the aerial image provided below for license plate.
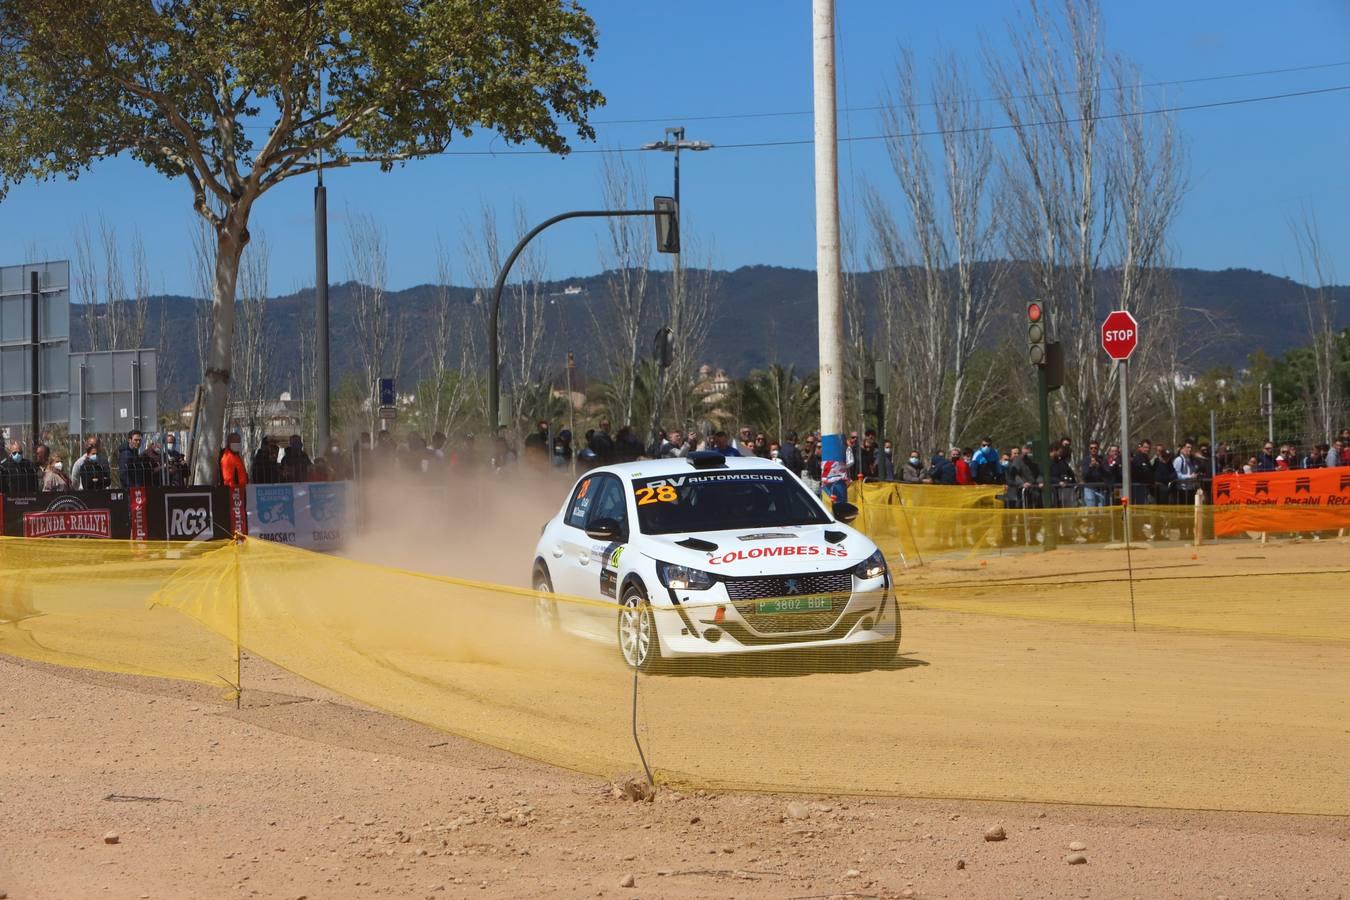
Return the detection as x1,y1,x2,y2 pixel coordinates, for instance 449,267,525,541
755,596,834,615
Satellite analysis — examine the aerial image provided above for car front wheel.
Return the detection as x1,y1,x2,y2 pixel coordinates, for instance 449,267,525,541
617,583,663,672
860,597,902,665
533,565,559,632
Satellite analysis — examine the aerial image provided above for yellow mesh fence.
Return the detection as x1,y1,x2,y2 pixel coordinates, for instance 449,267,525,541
2,528,1347,815
855,500,1350,565
850,480,1005,509
0,537,238,686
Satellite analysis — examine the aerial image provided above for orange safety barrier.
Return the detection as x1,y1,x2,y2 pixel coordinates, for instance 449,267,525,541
1213,468,1350,535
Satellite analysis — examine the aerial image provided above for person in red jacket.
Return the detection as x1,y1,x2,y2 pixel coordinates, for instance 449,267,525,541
219,432,249,488
953,447,976,486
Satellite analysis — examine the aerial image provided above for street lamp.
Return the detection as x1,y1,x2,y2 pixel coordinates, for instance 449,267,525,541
641,127,712,431
640,127,713,212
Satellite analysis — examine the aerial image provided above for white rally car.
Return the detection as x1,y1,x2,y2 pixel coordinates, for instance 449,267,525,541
532,451,898,671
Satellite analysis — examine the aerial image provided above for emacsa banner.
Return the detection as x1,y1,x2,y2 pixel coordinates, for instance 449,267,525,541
245,482,351,550
249,484,298,545
300,482,350,550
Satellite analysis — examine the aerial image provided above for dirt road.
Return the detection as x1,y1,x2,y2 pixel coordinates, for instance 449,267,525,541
3,654,1348,899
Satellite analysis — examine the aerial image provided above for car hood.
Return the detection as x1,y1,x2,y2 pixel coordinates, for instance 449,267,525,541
640,524,874,577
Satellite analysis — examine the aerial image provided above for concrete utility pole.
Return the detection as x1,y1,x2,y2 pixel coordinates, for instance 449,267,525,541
812,0,847,497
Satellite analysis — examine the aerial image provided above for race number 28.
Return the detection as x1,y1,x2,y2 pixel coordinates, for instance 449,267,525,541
635,485,678,505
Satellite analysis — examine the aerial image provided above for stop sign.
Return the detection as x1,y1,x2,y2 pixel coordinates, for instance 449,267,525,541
1101,310,1139,360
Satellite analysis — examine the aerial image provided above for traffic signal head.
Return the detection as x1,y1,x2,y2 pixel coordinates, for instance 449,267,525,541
653,195,679,254
1027,301,1047,366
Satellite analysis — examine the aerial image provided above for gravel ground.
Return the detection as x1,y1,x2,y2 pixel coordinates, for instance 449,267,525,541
3,652,1347,900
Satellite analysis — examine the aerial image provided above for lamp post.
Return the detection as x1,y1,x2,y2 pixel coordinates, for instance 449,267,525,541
314,69,331,459
641,128,711,427
640,127,713,211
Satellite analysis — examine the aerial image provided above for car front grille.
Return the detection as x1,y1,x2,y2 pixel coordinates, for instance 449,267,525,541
722,570,852,601
721,569,853,635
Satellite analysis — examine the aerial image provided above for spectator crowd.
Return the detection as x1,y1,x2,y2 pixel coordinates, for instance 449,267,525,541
0,430,188,497
4,422,1346,511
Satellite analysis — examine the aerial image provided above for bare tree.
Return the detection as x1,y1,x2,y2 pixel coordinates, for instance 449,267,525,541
346,212,406,436
189,216,216,388
412,236,476,440
592,152,652,426
664,229,718,430
868,50,1007,453
293,289,319,449
231,232,275,451
988,0,1185,449
840,215,871,434
1291,213,1341,444
463,203,548,436
73,217,150,352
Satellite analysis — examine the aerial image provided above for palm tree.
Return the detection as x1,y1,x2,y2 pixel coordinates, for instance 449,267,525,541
738,364,820,441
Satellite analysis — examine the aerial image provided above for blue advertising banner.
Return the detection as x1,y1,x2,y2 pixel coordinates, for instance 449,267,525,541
245,482,352,550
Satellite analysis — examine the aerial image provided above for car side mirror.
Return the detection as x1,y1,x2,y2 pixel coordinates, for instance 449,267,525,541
832,501,859,524
585,517,624,542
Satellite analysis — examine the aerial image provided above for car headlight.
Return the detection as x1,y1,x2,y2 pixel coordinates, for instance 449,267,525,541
854,549,888,581
656,561,717,591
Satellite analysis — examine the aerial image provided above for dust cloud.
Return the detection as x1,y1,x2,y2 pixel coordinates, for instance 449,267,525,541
341,464,577,586
324,462,628,683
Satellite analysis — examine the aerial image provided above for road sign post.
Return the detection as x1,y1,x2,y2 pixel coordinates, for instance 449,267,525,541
1102,310,1140,534
1027,300,1055,548
378,376,396,430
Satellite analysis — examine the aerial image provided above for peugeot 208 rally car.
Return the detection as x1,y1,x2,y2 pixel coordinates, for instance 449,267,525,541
532,451,898,671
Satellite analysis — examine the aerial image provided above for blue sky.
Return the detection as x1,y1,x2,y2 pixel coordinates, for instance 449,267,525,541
2,0,1348,295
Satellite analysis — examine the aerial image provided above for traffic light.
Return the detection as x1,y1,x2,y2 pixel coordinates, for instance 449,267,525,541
653,326,674,369
862,376,886,439
653,196,679,254
1045,341,1064,391
1027,301,1047,366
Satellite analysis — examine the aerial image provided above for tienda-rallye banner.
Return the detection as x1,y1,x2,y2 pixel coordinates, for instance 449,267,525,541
1,490,132,539
1212,467,1350,535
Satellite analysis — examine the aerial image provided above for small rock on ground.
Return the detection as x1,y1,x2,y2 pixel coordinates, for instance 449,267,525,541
609,778,655,803
984,825,1007,841
956,859,966,870
103,832,120,845
1065,853,1088,865
1067,840,1087,851
618,873,636,888
786,801,811,820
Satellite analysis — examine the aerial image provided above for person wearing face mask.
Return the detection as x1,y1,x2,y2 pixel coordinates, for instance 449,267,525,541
42,453,71,492
324,439,351,480
876,440,896,481
971,437,1003,485
0,439,42,495
71,438,112,491
219,432,249,489
901,449,925,484
160,433,186,486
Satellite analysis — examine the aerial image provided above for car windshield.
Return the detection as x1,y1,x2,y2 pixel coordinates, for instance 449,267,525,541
632,469,832,535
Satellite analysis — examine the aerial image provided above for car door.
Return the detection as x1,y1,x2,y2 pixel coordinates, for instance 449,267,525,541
550,475,602,605
558,473,631,638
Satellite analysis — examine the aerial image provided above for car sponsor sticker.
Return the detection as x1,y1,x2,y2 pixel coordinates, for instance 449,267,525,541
709,545,848,565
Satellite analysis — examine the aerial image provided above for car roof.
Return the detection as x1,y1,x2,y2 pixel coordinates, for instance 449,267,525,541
587,455,786,481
